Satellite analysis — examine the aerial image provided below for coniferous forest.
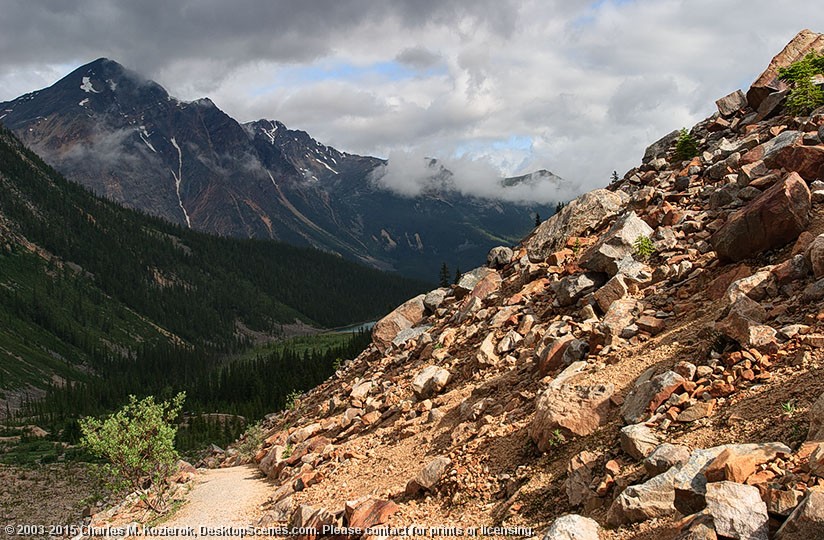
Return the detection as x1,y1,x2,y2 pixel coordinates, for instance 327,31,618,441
0,125,426,450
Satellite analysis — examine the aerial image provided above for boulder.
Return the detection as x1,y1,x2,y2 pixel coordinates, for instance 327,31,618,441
607,466,679,525
530,383,614,449
538,335,578,376
716,295,776,349
411,456,451,492
704,481,769,540
526,189,623,260
621,370,686,424
673,514,718,540
620,423,661,460
372,294,426,352
594,274,629,313
764,144,824,182
747,29,824,109
553,272,606,306
596,297,637,346
350,381,373,401
579,211,654,276
344,497,399,529
716,89,748,116
776,491,824,539
454,267,496,298
565,451,598,507
644,129,682,162
542,514,601,540
644,443,691,476
423,288,448,312
411,365,450,399
487,246,514,268
711,173,811,262
807,234,824,279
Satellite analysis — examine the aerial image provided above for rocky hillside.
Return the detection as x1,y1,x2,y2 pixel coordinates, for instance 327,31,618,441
0,59,561,280
87,29,824,540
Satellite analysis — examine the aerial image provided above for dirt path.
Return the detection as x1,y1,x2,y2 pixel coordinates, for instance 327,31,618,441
162,465,271,537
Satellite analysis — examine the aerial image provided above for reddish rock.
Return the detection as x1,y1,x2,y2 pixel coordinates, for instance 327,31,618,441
594,274,629,313
764,144,824,182
707,265,753,300
636,316,665,335
716,89,748,116
344,498,399,529
621,370,686,424
530,383,614,447
711,173,811,262
538,335,576,376
676,401,715,423
747,29,824,109
372,294,426,352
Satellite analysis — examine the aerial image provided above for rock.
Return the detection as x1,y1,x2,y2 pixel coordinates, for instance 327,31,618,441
487,246,514,268
476,332,499,366
530,383,614,448
764,144,824,182
754,89,789,122
622,370,686,424
344,497,399,529
716,89,748,116
704,446,779,484
636,315,665,335
411,366,450,399
565,451,597,507
594,274,629,313
350,381,373,401
542,514,601,540
803,278,824,302
413,456,451,491
607,465,679,525
767,487,804,517
673,514,718,540
597,297,637,345
704,481,769,540
807,394,824,442
553,272,606,307
645,443,691,476
620,423,660,460
538,335,578,375
711,173,811,262
497,330,523,354
464,270,502,302
423,288,448,312
644,129,681,162
288,423,322,445
372,294,426,352
579,211,654,276
526,189,624,260
677,401,715,423
808,234,824,279
259,445,287,476
455,267,496,298
776,491,824,539
392,324,432,348
747,29,824,109
716,295,776,348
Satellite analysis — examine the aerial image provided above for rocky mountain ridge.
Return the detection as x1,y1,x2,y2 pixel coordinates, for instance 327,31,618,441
87,29,824,540
0,59,562,280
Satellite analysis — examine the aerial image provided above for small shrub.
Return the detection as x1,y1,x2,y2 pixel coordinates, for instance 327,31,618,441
234,422,264,460
547,429,567,448
633,235,657,260
285,390,301,411
79,393,185,511
282,443,293,459
674,128,699,161
779,52,824,115
781,400,797,416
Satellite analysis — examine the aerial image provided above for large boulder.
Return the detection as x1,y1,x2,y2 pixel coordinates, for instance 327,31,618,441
579,211,654,276
552,272,606,306
542,514,601,540
411,366,450,399
487,246,514,268
372,294,426,352
776,491,824,539
710,173,811,262
644,129,681,162
530,383,614,449
764,144,824,183
747,29,824,109
621,370,686,424
704,481,769,540
526,189,623,260
716,89,748,117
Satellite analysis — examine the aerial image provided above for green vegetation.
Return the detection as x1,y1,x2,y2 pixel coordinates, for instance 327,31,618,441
633,235,657,261
778,52,824,115
674,128,699,161
79,393,184,510
439,262,451,288
781,400,797,416
610,170,620,183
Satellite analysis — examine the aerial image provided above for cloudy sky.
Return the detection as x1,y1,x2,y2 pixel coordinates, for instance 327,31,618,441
1,1,822,199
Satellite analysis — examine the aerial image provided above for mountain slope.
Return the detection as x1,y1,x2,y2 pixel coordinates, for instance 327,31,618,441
0,59,562,280
177,30,824,540
0,125,427,399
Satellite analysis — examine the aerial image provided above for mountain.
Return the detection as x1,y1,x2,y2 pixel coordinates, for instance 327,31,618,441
147,30,824,538
0,58,564,280
0,124,427,410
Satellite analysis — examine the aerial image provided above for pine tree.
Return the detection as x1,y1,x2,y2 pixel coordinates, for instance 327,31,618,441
438,263,450,287
453,266,462,285
610,170,619,183
534,213,541,227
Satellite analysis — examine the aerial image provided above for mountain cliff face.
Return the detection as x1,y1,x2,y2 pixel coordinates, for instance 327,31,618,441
0,59,561,280
160,30,824,539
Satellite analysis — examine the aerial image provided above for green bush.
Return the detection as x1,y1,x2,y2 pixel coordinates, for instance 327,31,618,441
674,128,698,161
79,393,185,509
633,235,657,261
778,52,824,115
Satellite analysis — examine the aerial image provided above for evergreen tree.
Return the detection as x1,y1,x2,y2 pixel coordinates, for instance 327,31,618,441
438,263,450,288
534,213,541,227
454,266,462,285
610,170,619,183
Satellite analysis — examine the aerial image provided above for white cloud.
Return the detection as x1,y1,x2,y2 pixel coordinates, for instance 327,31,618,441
1,0,823,197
